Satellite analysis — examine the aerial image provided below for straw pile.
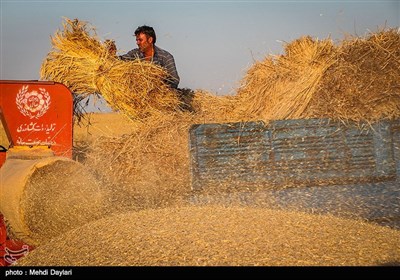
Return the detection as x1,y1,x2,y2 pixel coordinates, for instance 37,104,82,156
234,35,337,121
14,205,400,266
235,29,400,123
40,18,179,121
307,28,400,122
84,113,196,213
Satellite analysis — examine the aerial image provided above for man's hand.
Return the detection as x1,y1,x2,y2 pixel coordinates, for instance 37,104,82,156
105,39,117,56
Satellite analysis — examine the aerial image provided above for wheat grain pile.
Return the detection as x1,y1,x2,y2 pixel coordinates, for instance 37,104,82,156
14,205,400,266
12,18,399,266
19,160,108,246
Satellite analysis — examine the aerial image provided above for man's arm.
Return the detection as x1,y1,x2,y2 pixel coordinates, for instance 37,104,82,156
163,54,180,89
156,47,180,89
119,49,141,61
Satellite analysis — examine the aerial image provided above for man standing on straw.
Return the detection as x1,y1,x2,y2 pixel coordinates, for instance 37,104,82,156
119,25,180,89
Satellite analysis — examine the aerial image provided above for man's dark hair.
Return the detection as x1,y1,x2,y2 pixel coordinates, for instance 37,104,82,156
134,25,156,44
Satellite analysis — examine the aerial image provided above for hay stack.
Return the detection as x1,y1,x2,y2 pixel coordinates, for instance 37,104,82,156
41,19,399,124
40,18,179,121
234,36,336,121
41,18,400,126
191,90,240,123
307,28,400,122
14,205,400,266
235,29,400,123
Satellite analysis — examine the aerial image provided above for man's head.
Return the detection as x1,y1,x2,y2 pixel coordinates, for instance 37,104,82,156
134,25,156,53
134,25,156,43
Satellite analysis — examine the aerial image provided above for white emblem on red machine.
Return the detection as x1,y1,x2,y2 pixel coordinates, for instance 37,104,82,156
16,85,51,119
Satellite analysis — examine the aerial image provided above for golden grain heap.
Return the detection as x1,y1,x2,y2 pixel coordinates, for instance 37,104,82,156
15,206,400,266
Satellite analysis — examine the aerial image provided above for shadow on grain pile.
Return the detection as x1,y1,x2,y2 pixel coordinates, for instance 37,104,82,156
14,205,400,266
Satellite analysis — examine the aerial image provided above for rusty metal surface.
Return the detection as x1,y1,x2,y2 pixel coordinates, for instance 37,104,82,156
189,118,399,191
188,118,400,229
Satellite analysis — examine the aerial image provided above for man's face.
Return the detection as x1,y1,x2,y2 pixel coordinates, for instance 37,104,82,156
135,33,152,52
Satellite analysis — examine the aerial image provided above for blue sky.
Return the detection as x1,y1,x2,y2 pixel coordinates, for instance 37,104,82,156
1,0,399,97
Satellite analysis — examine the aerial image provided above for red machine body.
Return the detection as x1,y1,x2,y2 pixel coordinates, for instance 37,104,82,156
0,80,74,266
0,80,74,167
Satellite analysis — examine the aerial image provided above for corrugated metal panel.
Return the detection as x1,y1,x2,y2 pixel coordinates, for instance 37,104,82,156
189,118,398,191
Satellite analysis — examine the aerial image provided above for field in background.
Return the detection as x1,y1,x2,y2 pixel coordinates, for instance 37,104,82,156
73,112,135,143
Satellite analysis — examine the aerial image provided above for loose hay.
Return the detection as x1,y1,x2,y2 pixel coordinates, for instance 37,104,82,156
235,36,337,121
307,28,400,122
14,205,400,266
40,18,400,126
83,113,196,213
235,29,400,123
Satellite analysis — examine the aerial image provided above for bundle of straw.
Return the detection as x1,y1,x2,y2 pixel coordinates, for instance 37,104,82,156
235,36,336,121
236,28,400,123
191,90,240,123
40,18,180,121
307,28,400,122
